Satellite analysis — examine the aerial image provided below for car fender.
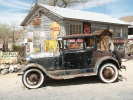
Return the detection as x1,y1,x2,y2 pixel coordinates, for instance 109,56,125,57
22,63,54,78
94,56,121,74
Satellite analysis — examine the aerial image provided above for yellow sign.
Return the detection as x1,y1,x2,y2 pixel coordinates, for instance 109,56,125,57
0,52,18,63
34,48,40,53
44,40,57,52
50,22,60,39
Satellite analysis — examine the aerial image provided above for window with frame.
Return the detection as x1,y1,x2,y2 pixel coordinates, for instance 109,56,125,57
129,28,133,35
116,28,122,37
70,24,82,35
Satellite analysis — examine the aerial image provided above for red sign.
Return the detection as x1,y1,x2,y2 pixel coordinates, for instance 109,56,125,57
113,39,125,43
83,23,91,34
77,39,83,42
70,39,75,42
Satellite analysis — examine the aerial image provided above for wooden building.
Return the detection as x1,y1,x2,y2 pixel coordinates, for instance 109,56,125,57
92,29,112,51
21,4,130,54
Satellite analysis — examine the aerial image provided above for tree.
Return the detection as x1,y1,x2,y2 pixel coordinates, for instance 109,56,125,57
10,21,23,43
0,22,24,52
34,0,96,8
0,22,12,52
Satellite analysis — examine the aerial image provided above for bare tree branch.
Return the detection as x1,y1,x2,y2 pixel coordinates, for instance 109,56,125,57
35,0,96,8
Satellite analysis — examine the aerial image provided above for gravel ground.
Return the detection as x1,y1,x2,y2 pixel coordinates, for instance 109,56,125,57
0,59,133,100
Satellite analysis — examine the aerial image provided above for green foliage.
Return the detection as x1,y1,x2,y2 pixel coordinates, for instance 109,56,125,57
12,43,26,64
12,43,23,52
0,22,12,39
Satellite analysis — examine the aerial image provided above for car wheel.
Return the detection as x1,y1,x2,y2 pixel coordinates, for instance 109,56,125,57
98,63,118,83
22,68,44,89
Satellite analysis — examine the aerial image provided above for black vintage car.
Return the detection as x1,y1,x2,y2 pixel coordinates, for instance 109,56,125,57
22,34,125,89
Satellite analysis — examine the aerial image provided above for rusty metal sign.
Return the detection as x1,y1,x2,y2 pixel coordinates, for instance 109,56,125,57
0,52,18,63
113,39,125,43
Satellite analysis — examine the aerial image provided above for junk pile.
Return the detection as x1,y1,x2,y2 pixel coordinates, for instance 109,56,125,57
0,64,24,75
0,51,26,75
121,40,133,59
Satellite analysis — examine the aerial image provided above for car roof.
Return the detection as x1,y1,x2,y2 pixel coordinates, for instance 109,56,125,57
62,34,94,39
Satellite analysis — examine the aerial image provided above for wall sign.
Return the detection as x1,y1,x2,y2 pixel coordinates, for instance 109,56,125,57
0,52,18,63
113,39,125,43
28,32,33,38
44,40,57,52
50,22,60,39
28,32,33,42
83,22,91,34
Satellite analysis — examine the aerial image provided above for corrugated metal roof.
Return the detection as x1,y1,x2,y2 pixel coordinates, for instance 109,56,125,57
128,22,133,28
39,4,130,25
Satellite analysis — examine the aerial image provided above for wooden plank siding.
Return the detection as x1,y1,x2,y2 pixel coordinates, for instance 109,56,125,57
26,12,65,49
64,20,128,39
25,13,128,52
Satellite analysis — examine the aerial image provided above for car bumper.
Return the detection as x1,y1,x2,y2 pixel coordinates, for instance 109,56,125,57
120,65,126,70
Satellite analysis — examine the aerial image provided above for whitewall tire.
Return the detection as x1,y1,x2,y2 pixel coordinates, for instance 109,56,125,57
22,68,44,89
98,63,118,83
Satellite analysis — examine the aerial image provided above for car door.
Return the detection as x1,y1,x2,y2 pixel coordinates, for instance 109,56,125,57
64,38,84,69
64,49,77,69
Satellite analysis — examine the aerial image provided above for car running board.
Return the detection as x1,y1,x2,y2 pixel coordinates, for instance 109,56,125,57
47,72,97,80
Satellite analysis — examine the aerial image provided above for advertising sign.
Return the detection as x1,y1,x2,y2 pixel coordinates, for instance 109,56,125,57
50,22,61,39
0,52,18,64
28,32,33,38
28,32,33,42
83,22,91,34
44,40,57,52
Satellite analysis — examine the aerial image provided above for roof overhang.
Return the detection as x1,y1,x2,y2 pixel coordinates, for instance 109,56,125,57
21,4,132,27
63,17,131,26
21,4,64,26
21,5,39,26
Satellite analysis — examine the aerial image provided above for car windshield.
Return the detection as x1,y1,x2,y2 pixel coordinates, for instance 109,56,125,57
64,38,83,50
63,37,94,50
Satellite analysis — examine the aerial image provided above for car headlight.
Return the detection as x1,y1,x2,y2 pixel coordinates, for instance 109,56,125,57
26,57,33,61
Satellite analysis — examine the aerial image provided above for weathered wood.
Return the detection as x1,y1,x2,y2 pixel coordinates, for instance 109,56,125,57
24,8,128,53
92,29,112,51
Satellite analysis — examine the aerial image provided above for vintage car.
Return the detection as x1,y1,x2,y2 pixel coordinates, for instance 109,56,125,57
22,34,126,89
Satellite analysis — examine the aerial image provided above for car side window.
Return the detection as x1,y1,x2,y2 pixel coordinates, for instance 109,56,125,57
85,37,93,49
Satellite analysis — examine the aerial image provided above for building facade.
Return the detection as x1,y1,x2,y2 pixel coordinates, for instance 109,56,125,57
21,4,130,54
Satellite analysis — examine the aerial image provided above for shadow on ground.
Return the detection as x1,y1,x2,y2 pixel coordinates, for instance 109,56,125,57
118,74,127,81
41,74,127,88
42,76,101,88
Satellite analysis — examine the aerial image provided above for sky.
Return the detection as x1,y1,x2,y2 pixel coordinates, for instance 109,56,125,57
0,0,133,25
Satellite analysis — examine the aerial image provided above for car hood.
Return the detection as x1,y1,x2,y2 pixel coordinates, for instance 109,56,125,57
27,51,60,59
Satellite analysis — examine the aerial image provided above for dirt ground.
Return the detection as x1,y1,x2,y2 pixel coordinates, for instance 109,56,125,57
0,59,133,100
